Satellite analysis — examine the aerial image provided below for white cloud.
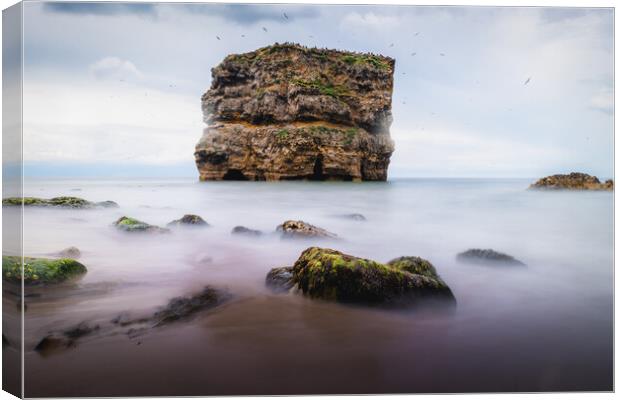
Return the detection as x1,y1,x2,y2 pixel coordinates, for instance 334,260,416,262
89,56,144,82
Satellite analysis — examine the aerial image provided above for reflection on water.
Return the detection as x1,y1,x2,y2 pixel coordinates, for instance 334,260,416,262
9,178,613,395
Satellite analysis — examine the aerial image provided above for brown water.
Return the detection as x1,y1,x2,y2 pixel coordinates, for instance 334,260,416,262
3,178,613,396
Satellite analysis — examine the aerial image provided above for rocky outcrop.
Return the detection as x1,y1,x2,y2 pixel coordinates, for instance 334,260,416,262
456,249,525,266
195,43,395,181
266,247,455,306
2,196,118,208
530,173,613,191
2,256,87,285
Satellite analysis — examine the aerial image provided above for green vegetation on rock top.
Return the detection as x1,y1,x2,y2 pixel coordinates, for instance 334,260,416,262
2,255,87,285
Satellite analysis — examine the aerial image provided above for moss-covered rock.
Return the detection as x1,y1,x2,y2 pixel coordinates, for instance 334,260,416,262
265,266,294,292
167,214,209,227
2,256,87,285
266,247,455,306
2,196,118,208
113,216,170,233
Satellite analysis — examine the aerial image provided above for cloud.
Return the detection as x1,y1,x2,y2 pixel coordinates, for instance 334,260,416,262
179,4,319,24
589,88,613,115
43,2,155,17
89,57,144,82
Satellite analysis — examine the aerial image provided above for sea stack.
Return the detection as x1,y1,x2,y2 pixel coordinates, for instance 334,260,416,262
195,43,395,181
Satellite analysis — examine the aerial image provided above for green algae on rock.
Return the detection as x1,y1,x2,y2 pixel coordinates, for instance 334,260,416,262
2,196,118,208
113,216,170,233
2,256,87,285
266,247,455,306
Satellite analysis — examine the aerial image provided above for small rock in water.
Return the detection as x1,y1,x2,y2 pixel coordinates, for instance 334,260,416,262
35,335,72,356
276,220,337,239
57,246,81,259
456,249,525,266
336,213,366,221
113,216,170,234
167,214,209,227
231,226,263,237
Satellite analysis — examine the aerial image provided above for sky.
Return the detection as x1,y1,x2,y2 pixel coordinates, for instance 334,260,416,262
17,2,614,179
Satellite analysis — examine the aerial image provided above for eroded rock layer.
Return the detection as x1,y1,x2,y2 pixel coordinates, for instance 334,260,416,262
195,43,395,181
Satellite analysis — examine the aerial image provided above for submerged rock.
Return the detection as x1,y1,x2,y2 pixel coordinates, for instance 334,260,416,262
56,246,81,259
231,226,263,237
113,216,170,234
195,43,395,181
266,247,455,306
167,214,209,227
2,196,118,208
111,286,229,329
276,220,337,239
2,256,87,285
530,173,613,191
34,322,99,356
265,266,295,292
335,213,366,221
456,249,525,266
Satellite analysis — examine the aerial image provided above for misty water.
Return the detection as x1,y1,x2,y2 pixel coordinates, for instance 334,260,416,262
6,178,613,395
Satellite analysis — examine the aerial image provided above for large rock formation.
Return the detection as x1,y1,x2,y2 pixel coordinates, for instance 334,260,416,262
530,173,613,191
195,43,395,181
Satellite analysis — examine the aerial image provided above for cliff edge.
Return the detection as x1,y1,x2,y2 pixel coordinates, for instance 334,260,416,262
194,43,395,181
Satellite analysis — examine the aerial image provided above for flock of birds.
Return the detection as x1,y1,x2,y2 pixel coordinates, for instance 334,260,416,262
209,11,533,88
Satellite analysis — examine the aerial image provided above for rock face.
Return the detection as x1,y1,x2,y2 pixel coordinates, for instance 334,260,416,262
2,256,87,285
195,43,395,181
266,247,455,306
456,249,525,266
530,173,613,191
2,196,118,208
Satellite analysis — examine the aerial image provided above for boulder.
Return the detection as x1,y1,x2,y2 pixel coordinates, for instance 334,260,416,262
276,220,337,239
266,247,455,306
195,43,395,181
530,173,613,191
167,214,209,227
2,196,118,208
231,226,263,237
2,256,87,285
56,246,81,259
113,216,170,234
456,248,525,266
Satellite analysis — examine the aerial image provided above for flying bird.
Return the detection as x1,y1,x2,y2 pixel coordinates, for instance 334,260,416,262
411,52,417,56
389,43,394,48
262,27,268,32
414,32,420,36
439,53,445,56
283,12,288,20
216,36,221,40
241,34,245,38
524,77,531,85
